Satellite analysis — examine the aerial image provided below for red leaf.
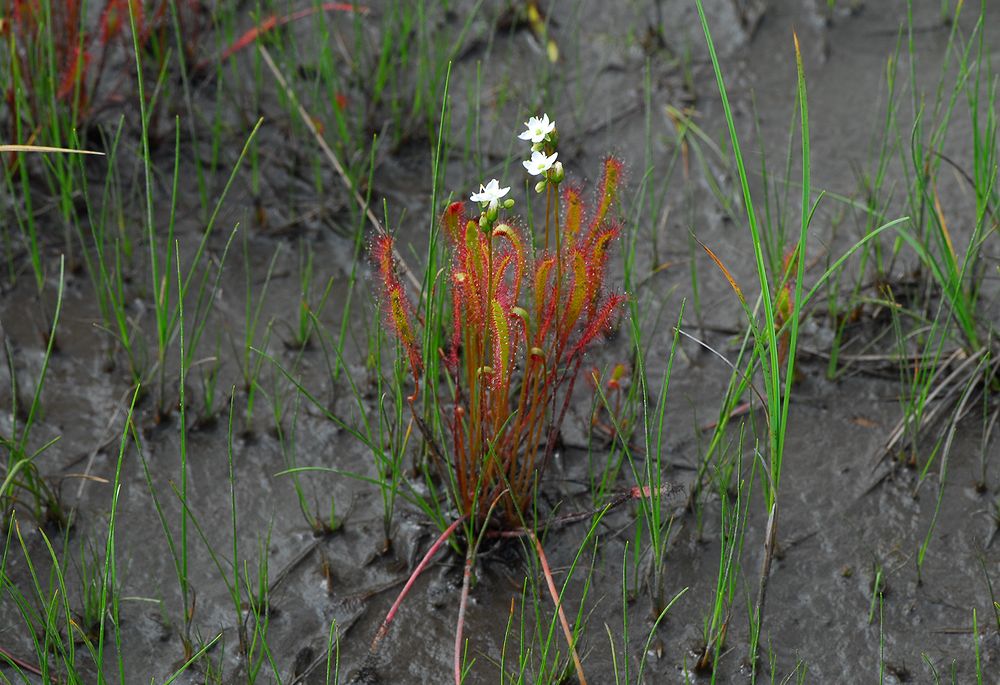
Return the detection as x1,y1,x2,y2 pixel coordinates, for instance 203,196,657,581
589,156,623,232
441,201,465,245
571,293,627,359
218,3,369,63
56,45,90,102
371,233,422,384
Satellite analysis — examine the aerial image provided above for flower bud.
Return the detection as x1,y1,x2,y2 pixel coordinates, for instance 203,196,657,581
503,198,515,209
534,180,547,193
549,161,565,184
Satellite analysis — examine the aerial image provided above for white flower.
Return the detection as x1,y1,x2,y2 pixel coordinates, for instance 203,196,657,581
522,150,558,176
469,178,510,209
517,113,555,144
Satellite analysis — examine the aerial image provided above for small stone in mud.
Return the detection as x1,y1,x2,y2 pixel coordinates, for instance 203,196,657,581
840,564,854,578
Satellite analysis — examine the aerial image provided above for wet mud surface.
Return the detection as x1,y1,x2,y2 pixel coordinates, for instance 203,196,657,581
2,0,999,682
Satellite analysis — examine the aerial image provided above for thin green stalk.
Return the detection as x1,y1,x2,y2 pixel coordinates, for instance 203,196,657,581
96,385,140,685
175,240,192,651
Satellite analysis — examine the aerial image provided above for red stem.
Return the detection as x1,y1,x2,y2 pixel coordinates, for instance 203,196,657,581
528,530,587,685
453,547,475,685
0,645,42,677
369,515,466,656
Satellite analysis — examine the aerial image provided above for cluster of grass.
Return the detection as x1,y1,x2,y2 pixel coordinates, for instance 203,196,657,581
1,0,997,682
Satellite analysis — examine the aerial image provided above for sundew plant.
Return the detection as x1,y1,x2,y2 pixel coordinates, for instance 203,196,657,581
374,114,626,531
368,114,632,682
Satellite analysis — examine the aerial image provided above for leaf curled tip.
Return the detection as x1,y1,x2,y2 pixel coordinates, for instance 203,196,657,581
511,306,530,327
442,201,465,244
492,223,527,300
696,237,746,306
490,222,515,241
491,223,522,258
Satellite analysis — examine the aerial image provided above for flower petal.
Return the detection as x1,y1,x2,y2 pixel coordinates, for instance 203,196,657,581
471,178,510,204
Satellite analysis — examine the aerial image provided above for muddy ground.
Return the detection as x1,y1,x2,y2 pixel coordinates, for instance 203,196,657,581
2,0,999,682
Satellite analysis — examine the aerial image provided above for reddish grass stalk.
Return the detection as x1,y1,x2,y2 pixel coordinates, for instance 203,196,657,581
453,547,475,685
215,3,369,63
369,515,466,656
529,530,587,685
0,645,42,677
